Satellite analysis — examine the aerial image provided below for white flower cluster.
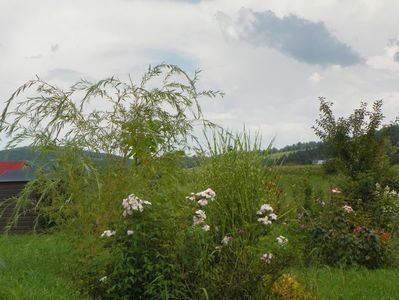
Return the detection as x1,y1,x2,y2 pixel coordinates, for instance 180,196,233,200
193,209,210,231
276,235,288,246
221,235,233,246
127,230,134,236
257,204,277,225
101,230,116,237
187,188,216,232
260,253,273,264
122,194,152,217
375,183,399,198
186,188,216,207
342,205,354,213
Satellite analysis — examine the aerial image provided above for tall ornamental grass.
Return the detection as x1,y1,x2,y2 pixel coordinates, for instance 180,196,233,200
0,64,220,232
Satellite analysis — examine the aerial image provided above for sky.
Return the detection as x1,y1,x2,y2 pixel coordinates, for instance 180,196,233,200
1,0,399,148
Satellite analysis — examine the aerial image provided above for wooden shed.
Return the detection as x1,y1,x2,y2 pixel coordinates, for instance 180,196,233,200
0,161,35,233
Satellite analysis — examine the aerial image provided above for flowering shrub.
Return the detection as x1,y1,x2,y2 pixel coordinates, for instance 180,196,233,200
300,185,395,268
90,192,191,299
89,185,291,299
304,99,399,268
88,130,293,299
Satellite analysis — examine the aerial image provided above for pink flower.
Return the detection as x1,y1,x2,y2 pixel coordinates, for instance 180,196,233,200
331,187,341,194
380,231,391,241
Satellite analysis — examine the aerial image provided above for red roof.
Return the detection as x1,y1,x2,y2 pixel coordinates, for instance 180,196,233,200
0,161,26,176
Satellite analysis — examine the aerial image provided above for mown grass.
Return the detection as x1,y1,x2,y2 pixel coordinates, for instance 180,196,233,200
3,234,399,299
0,234,86,300
296,267,399,300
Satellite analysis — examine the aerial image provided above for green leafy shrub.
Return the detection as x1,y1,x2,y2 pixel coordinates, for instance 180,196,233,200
302,188,393,268
301,98,399,268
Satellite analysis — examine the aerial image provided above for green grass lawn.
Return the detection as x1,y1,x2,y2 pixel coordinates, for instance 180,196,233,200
296,267,399,300
2,234,399,299
0,234,86,300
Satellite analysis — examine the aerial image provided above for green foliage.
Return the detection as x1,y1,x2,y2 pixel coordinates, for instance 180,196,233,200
0,64,220,230
198,130,280,234
0,65,294,298
1,64,221,159
80,131,292,299
0,64,221,298
313,98,395,178
302,190,394,268
187,131,289,298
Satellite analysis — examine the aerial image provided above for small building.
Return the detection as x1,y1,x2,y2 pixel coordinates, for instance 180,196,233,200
312,159,325,165
0,161,35,233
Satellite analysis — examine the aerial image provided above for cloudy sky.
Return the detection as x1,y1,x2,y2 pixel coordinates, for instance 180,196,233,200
1,0,399,148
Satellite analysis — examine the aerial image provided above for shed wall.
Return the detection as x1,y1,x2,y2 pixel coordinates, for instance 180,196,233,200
0,181,34,233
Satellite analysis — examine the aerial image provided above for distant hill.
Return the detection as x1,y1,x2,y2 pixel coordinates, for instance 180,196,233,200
1,125,399,167
0,146,114,167
0,147,41,163
267,125,399,165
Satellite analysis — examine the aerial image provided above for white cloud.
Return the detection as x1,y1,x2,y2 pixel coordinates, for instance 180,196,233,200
1,0,399,149
309,72,322,83
367,39,399,71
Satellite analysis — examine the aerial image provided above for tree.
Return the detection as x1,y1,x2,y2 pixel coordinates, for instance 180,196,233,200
313,97,396,179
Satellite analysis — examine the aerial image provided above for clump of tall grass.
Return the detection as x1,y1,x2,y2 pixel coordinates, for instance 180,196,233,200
0,64,221,233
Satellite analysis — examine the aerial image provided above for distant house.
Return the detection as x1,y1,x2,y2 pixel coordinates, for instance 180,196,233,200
0,161,35,233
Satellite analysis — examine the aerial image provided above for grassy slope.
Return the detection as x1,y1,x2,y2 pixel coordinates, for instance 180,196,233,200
0,234,86,300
